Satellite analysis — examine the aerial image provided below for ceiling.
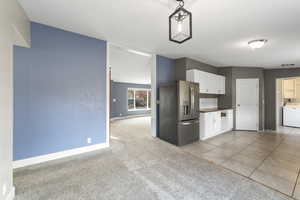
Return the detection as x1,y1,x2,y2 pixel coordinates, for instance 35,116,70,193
18,0,300,68
109,45,152,84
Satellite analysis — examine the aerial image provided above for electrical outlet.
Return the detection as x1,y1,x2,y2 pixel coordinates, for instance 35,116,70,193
87,138,92,144
2,184,7,196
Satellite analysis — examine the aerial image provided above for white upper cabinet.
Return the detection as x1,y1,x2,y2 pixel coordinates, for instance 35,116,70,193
218,75,226,94
186,69,226,94
199,70,210,93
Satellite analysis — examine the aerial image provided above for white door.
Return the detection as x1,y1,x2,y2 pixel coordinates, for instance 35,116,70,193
236,79,259,131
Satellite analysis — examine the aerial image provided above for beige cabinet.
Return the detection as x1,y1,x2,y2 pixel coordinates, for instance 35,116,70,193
283,79,296,99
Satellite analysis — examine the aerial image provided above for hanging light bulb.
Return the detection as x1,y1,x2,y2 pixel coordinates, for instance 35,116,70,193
177,21,183,33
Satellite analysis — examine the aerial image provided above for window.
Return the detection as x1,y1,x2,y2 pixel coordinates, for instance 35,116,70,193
128,88,151,111
128,90,134,110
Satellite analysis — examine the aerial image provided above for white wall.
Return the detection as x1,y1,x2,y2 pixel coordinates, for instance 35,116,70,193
0,0,30,199
109,45,152,85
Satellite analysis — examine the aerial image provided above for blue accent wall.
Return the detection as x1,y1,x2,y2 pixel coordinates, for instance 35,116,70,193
13,23,107,161
111,81,151,118
156,56,176,85
156,55,175,136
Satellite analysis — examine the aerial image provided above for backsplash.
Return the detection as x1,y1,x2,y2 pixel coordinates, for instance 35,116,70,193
200,98,218,110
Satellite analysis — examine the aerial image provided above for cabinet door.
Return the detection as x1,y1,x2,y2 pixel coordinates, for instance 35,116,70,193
186,69,196,82
198,71,209,93
213,112,221,135
219,76,226,94
207,74,225,95
283,79,296,98
201,72,218,94
194,70,201,92
296,79,300,100
187,70,201,93
200,113,214,139
220,110,233,132
227,110,233,130
214,75,221,94
186,70,193,82
209,74,219,94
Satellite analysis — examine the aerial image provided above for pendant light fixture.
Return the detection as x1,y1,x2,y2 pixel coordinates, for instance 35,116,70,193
169,0,192,44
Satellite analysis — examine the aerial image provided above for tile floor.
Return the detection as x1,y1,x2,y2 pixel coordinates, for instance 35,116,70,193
181,126,300,199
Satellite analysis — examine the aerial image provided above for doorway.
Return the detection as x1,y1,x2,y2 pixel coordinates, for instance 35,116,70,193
235,78,259,131
276,77,300,130
107,43,156,143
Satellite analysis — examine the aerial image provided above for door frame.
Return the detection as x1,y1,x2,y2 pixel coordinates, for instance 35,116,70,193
106,43,111,146
235,78,259,131
275,76,300,130
150,55,157,137
275,78,283,128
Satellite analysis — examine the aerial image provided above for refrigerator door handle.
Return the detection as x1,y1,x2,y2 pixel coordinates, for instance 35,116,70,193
183,105,187,115
181,122,192,126
180,120,199,126
190,86,194,116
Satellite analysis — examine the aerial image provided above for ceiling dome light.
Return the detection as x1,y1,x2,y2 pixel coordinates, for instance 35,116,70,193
248,39,268,49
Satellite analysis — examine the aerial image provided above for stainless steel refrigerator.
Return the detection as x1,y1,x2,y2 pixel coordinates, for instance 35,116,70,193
159,80,199,146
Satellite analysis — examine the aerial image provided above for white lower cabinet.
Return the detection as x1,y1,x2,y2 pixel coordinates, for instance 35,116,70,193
200,109,233,140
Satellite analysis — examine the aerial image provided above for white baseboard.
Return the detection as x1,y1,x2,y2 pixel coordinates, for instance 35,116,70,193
13,143,109,169
5,186,15,200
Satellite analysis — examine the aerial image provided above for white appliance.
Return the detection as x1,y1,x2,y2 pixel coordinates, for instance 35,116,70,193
283,106,300,128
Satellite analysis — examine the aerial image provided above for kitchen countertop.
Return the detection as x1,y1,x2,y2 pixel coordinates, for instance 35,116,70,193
199,108,234,113
284,104,300,107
